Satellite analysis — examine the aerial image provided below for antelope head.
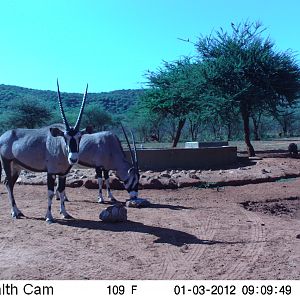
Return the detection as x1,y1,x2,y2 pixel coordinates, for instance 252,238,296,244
50,80,92,165
121,124,140,199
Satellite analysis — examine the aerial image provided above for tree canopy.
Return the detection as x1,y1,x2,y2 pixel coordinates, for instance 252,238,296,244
142,58,207,146
81,104,113,131
5,97,53,129
195,21,300,155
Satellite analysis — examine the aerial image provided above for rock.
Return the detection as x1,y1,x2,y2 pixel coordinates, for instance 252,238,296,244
159,173,171,178
171,174,181,179
139,176,178,189
67,179,83,188
177,177,201,188
189,173,199,179
161,178,178,189
140,178,164,189
84,177,123,190
109,176,124,190
99,204,127,222
84,179,98,189
141,178,164,189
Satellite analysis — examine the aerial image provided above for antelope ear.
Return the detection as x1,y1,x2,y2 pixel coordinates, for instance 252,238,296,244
50,127,64,137
81,125,93,135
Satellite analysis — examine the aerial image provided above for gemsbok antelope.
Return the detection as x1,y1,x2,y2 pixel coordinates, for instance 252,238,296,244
74,125,140,203
0,80,91,223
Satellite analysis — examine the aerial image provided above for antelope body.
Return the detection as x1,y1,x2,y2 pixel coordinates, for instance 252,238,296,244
77,129,140,203
0,81,90,223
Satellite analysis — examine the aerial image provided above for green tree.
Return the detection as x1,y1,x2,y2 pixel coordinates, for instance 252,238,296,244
143,58,205,147
196,21,300,156
6,97,53,129
81,104,113,132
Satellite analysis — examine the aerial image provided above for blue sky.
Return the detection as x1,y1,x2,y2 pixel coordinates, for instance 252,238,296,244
0,0,300,93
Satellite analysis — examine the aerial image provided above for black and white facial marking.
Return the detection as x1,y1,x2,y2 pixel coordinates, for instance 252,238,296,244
64,127,83,165
50,126,92,165
123,168,140,199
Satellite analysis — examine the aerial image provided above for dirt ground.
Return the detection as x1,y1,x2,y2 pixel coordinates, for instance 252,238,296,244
0,156,300,280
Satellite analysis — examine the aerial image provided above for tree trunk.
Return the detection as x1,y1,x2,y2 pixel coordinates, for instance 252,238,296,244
227,123,232,141
241,110,255,157
252,117,260,141
172,118,186,147
283,119,288,137
211,122,217,140
251,115,261,141
189,122,197,141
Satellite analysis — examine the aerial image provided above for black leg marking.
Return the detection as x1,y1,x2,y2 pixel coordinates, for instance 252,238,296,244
47,174,56,191
57,175,69,201
57,175,72,219
96,167,103,178
96,167,105,203
55,175,69,201
103,169,109,180
57,175,66,193
46,173,56,223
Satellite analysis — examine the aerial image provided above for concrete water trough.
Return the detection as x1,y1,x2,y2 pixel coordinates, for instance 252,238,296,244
185,141,229,148
125,145,237,171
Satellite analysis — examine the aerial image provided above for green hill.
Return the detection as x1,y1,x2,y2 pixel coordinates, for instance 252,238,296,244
0,84,143,114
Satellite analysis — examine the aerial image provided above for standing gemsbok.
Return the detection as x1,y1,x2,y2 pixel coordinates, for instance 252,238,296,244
0,80,91,223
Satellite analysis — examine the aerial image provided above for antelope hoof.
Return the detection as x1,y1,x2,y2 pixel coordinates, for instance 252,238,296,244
63,213,74,219
11,211,24,219
46,217,55,224
98,197,105,204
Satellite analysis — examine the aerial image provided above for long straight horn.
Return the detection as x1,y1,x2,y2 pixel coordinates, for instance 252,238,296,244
121,124,135,167
130,129,139,171
74,83,88,130
57,79,70,130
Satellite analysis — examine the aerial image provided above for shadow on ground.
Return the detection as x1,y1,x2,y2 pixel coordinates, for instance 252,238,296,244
54,218,257,247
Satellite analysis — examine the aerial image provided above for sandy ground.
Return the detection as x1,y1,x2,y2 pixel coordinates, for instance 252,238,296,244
0,157,300,280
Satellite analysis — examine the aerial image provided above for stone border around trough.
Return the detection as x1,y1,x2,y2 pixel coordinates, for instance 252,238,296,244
12,157,300,190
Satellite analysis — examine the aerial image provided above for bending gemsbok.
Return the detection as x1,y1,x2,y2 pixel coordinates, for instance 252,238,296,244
74,125,140,203
0,81,91,223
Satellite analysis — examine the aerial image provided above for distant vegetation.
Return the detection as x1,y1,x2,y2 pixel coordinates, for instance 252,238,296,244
1,21,300,156
0,84,142,113
0,84,143,133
